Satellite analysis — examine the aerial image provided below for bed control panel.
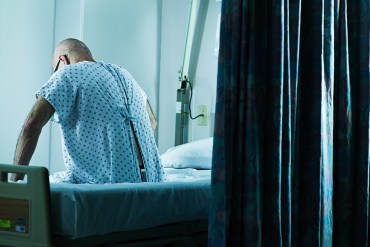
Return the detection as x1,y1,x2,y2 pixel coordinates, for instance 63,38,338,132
0,197,29,235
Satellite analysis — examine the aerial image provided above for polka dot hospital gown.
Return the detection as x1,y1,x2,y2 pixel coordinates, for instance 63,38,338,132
37,61,165,183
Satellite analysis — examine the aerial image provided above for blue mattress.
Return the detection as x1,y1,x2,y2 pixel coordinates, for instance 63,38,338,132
50,169,211,239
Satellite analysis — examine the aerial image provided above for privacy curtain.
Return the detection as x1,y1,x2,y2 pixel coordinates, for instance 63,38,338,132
209,0,369,246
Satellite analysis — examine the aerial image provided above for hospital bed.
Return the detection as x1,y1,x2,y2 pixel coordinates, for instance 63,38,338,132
0,138,213,247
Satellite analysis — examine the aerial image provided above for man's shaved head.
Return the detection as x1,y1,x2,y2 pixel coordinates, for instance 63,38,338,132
53,38,94,66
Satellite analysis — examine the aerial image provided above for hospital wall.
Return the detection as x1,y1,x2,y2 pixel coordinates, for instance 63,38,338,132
0,0,220,173
0,0,55,169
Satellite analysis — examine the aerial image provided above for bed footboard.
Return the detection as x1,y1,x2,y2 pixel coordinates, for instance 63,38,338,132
0,164,52,247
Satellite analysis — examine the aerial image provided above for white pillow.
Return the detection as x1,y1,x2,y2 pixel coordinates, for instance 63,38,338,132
160,137,213,169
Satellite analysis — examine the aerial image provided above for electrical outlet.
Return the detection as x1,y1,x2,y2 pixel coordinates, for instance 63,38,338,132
198,105,208,126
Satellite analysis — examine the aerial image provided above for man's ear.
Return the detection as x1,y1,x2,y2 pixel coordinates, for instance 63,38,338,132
60,55,70,65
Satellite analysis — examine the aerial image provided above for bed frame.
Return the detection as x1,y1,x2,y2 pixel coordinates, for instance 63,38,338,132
0,164,208,247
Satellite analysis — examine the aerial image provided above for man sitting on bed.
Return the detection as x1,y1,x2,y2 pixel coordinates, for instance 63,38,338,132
11,38,165,184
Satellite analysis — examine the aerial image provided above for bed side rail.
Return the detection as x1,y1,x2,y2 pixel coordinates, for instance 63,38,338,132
0,164,52,247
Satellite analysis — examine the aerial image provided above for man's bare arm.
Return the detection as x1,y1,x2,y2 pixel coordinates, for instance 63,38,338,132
11,96,55,181
146,100,157,133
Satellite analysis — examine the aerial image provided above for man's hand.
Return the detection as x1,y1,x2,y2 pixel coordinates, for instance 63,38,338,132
146,100,157,133
10,173,25,182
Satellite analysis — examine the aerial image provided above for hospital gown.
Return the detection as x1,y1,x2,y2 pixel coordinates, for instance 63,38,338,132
37,61,165,183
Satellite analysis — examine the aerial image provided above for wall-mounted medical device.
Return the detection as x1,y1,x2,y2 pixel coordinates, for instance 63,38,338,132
175,79,190,146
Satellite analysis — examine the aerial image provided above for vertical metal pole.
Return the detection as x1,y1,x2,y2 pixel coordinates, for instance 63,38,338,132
175,0,209,146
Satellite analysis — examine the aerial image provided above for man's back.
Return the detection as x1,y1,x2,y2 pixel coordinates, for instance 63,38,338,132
38,61,165,183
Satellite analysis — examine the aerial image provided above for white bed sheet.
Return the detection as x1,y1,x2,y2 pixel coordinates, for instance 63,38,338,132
50,168,211,239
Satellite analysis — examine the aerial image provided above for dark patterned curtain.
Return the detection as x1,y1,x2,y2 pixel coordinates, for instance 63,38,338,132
209,0,369,246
